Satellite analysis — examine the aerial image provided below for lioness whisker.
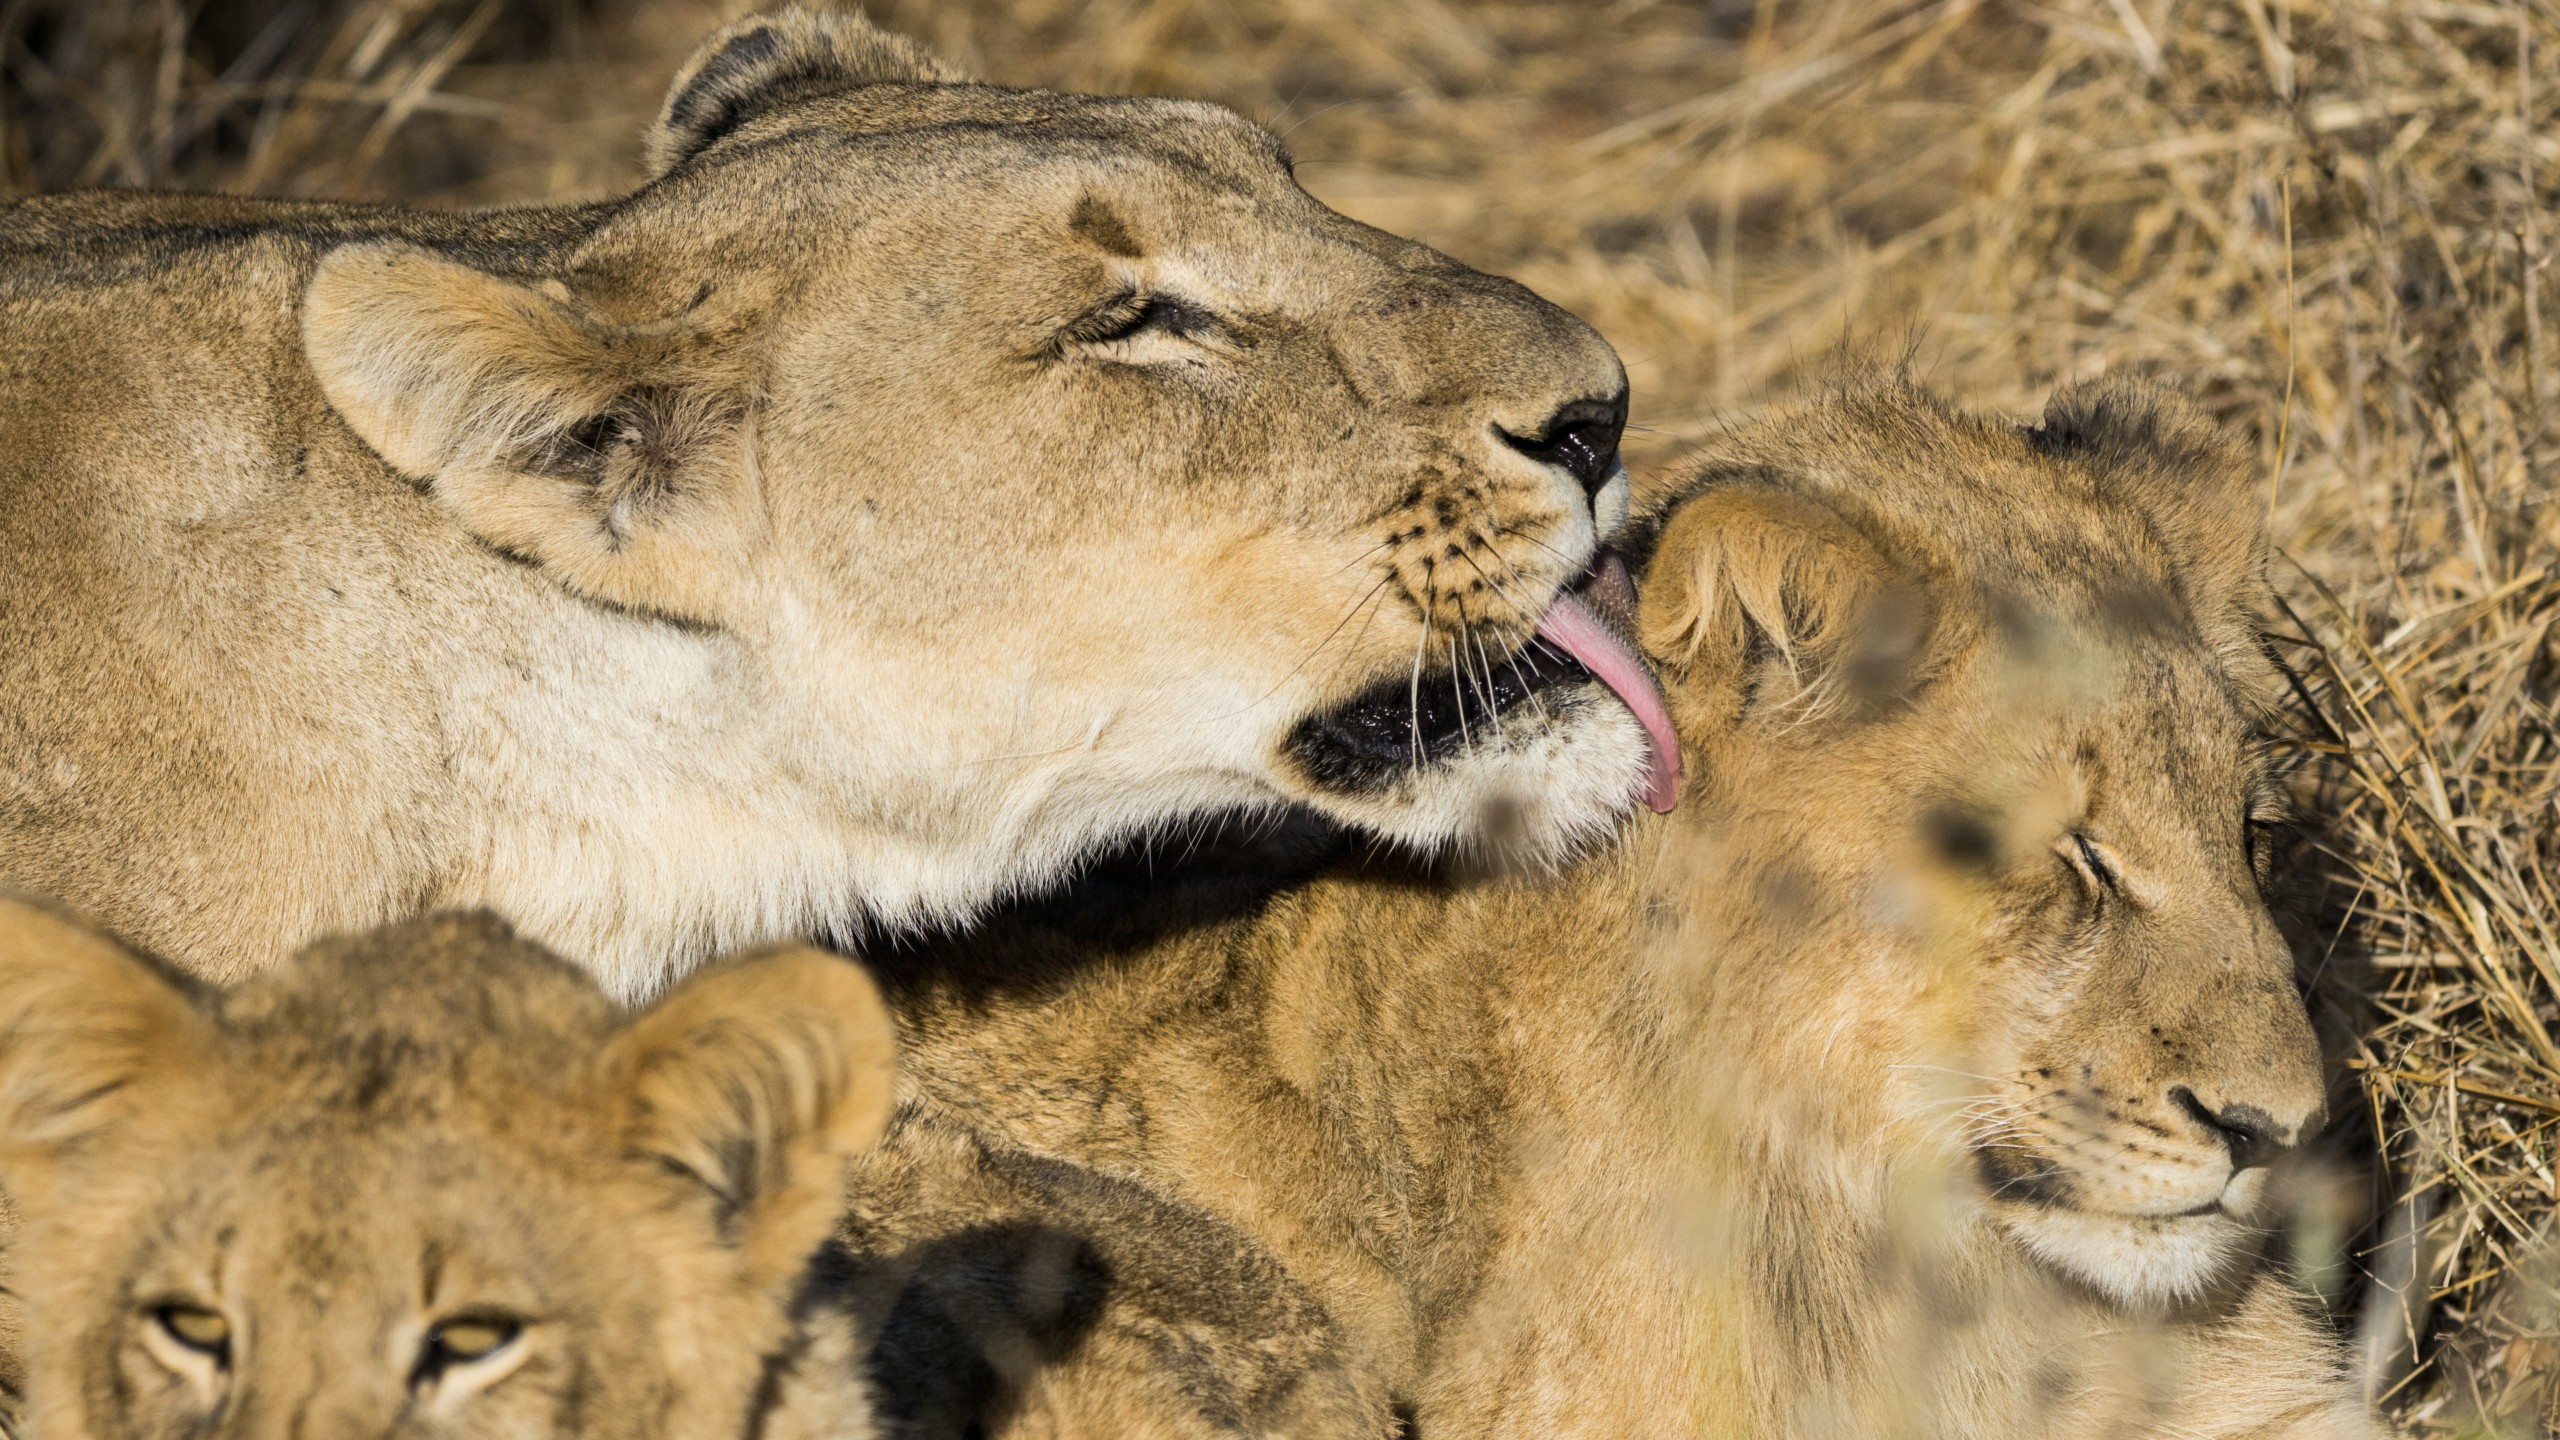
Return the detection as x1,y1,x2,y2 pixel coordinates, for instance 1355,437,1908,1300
1470,545,1561,729
1330,535,1399,577
1890,1063,2018,1085
1468,627,1508,746
1443,538,1536,702
1445,598,1473,752
1491,521,1583,574
1219,574,1393,725
1408,586,1435,772
1319,577,1395,701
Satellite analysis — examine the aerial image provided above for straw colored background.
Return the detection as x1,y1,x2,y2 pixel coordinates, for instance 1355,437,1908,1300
5,0,2555,1429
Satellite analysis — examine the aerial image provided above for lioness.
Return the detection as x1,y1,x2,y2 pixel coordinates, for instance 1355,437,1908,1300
866,379,2384,1437
0,7,1671,996
0,901,893,1440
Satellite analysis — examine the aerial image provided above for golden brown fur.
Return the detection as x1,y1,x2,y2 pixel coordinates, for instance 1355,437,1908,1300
0,7,1649,998
862,379,2387,1437
0,902,893,1440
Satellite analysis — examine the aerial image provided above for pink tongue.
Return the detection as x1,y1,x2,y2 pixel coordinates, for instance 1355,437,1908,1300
1534,593,1681,813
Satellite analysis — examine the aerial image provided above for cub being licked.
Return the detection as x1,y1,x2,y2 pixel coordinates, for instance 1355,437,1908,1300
0,901,894,1440
869,379,2384,1438
0,6,1667,996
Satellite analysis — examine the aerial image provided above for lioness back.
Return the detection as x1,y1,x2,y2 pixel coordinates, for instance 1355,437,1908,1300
0,7,1664,995
0,194,586,979
0,900,894,1440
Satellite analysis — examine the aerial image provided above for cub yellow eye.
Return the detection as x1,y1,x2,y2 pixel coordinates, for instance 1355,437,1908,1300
428,1317,519,1363
155,1305,230,1354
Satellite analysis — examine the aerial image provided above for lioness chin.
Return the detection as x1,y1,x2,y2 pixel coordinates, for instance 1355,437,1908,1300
0,901,891,1440
864,379,2387,1438
0,6,1670,997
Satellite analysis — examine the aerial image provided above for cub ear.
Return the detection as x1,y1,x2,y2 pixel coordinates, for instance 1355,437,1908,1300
2026,376,2267,616
302,243,760,624
1637,482,1923,740
649,7,961,176
0,896,211,1173
600,945,898,1292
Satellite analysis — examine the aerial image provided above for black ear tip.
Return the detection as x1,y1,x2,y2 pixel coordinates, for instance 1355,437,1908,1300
647,7,957,176
2024,375,2218,464
2027,377,2152,457
670,25,786,136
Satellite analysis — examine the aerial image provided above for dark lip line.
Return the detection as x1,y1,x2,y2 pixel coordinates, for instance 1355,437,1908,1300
1281,636,1598,794
1279,549,1643,793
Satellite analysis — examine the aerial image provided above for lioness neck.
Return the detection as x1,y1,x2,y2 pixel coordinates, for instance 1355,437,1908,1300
422,579,1190,997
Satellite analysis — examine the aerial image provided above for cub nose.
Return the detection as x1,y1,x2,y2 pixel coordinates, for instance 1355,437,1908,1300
2171,1085,2317,1172
1500,393,1628,498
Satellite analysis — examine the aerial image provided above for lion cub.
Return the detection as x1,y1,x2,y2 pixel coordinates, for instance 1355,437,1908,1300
872,379,2387,1438
0,902,893,1440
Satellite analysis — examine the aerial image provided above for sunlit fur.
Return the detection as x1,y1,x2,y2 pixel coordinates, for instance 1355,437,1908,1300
0,900,894,1440
865,379,2383,1438
0,8,1639,998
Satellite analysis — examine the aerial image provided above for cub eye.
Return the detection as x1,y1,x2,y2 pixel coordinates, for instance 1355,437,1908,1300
2060,832,2119,893
155,1304,231,1357
418,1315,522,1378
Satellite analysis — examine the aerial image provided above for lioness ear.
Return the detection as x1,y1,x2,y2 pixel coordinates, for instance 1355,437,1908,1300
602,945,897,1292
303,243,759,623
649,7,960,176
0,896,210,1172
1637,483,1923,739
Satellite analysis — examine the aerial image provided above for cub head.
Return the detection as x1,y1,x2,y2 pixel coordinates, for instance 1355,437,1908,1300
1638,378,2322,1306
300,7,1669,919
0,901,894,1440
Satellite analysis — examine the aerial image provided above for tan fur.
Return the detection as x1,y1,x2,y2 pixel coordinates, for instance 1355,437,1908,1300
0,901,894,1440
0,7,1644,998
866,379,2388,1437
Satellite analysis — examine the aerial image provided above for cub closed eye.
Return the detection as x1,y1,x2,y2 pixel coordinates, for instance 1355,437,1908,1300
2060,832,2119,893
155,1304,231,1357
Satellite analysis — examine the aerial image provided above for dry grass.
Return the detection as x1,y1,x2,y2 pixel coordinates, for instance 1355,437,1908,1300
6,0,2557,1430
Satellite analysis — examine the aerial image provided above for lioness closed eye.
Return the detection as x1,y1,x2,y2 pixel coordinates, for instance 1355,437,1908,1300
0,901,895,1440
0,6,1668,996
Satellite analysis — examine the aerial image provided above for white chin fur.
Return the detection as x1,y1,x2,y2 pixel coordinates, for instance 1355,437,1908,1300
2000,1204,2256,1306
1299,682,1650,869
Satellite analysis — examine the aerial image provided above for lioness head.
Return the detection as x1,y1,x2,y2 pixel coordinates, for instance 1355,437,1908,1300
299,8,1670,929
1639,378,2323,1306
0,901,893,1440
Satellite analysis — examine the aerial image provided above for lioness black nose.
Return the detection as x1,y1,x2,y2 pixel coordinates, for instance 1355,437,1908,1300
2171,1086,2300,1172
1501,394,1627,498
